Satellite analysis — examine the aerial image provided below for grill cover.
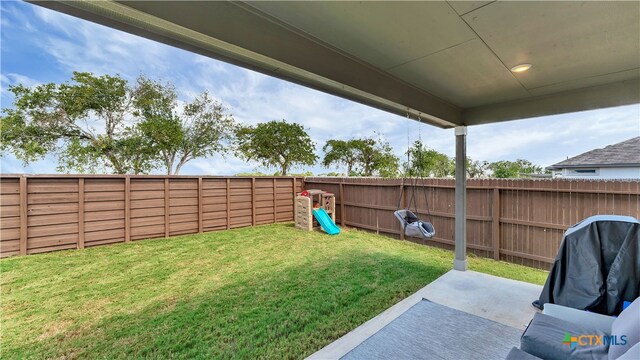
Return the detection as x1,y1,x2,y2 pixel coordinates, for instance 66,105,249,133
534,215,640,316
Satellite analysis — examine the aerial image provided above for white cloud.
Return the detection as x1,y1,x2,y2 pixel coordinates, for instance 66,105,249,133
468,127,555,161
467,104,640,167
1,73,41,88
0,2,36,32
30,4,171,79
1,73,42,107
185,156,256,176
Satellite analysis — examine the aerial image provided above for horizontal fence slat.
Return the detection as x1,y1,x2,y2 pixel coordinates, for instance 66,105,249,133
1,175,299,258
3,175,638,267
500,249,555,264
307,177,640,270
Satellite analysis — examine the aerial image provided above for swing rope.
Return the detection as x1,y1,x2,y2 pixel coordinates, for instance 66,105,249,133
396,112,430,217
416,114,433,226
396,112,413,211
394,113,436,239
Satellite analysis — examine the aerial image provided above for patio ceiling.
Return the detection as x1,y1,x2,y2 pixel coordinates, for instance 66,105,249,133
32,1,640,128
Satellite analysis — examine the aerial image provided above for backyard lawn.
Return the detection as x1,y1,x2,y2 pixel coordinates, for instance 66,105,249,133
1,223,547,359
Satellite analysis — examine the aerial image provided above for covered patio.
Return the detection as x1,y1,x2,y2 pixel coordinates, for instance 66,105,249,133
33,0,640,272
29,1,640,359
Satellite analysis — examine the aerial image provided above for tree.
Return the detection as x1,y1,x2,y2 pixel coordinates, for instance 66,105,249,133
0,72,154,174
322,139,359,175
322,137,399,177
319,171,342,177
322,138,399,177
405,140,454,177
1,72,236,175
466,158,489,178
235,120,317,176
354,138,399,177
488,159,544,178
134,78,237,175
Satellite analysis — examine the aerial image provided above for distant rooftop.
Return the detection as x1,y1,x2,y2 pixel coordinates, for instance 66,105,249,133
548,137,640,169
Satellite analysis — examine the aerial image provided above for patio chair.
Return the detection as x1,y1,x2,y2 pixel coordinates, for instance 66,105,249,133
507,297,640,360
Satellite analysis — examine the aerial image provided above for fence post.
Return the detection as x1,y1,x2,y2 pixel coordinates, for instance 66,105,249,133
197,177,203,233
492,187,500,260
273,178,277,223
226,178,231,229
292,177,297,220
340,182,345,226
125,176,131,242
19,176,27,256
164,178,170,238
251,178,256,226
78,178,85,249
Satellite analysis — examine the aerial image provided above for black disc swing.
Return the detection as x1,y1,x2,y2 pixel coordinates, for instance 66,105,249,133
394,114,436,240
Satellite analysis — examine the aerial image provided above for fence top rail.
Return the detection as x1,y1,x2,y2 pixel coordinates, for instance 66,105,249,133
3,174,638,184
0,174,301,179
305,176,640,184
304,177,640,195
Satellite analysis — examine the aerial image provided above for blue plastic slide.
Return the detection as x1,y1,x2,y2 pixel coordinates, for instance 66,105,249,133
312,208,340,235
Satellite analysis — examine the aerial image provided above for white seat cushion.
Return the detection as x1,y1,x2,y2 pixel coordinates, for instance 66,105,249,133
609,297,640,360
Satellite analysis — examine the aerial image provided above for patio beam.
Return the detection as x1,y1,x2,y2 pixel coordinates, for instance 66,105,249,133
462,78,640,126
454,126,467,271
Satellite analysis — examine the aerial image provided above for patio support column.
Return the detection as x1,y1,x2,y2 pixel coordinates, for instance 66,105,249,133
454,126,468,271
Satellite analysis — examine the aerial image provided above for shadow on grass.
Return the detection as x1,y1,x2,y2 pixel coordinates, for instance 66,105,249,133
7,250,448,359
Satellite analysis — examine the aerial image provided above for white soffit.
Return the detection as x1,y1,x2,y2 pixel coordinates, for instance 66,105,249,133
387,38,530,107
247,0,640,117
447,1,494,16
246,1,477,71
463,1,640,94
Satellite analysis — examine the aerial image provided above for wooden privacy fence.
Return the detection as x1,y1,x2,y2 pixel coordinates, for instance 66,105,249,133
1,174,638,267
0,175,303,258
304,177,640,269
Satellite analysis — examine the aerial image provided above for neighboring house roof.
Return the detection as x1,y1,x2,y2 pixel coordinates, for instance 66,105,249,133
548,137,640,169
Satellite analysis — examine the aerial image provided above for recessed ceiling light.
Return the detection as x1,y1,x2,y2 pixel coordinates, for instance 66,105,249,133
510,64,532,73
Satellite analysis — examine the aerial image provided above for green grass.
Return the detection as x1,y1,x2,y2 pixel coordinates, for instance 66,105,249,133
1,223,547,359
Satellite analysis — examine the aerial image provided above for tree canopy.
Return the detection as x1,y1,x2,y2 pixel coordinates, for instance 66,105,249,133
235,120,317,176
322,139,359,175
1,72,235,174
466,158,490,178
356,138,399,177
404,142,543,179
488,159,544,178
322,137,399,177
134,78,237,175
405,140,454,177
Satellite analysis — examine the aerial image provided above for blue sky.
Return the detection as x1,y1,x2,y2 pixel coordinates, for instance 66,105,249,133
1,1,639,175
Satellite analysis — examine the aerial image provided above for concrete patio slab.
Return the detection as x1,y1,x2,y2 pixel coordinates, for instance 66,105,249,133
308,270,543,360
423,270,542,329
341,300,522,360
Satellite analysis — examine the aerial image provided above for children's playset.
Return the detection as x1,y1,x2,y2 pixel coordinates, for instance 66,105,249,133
295,189,340,235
